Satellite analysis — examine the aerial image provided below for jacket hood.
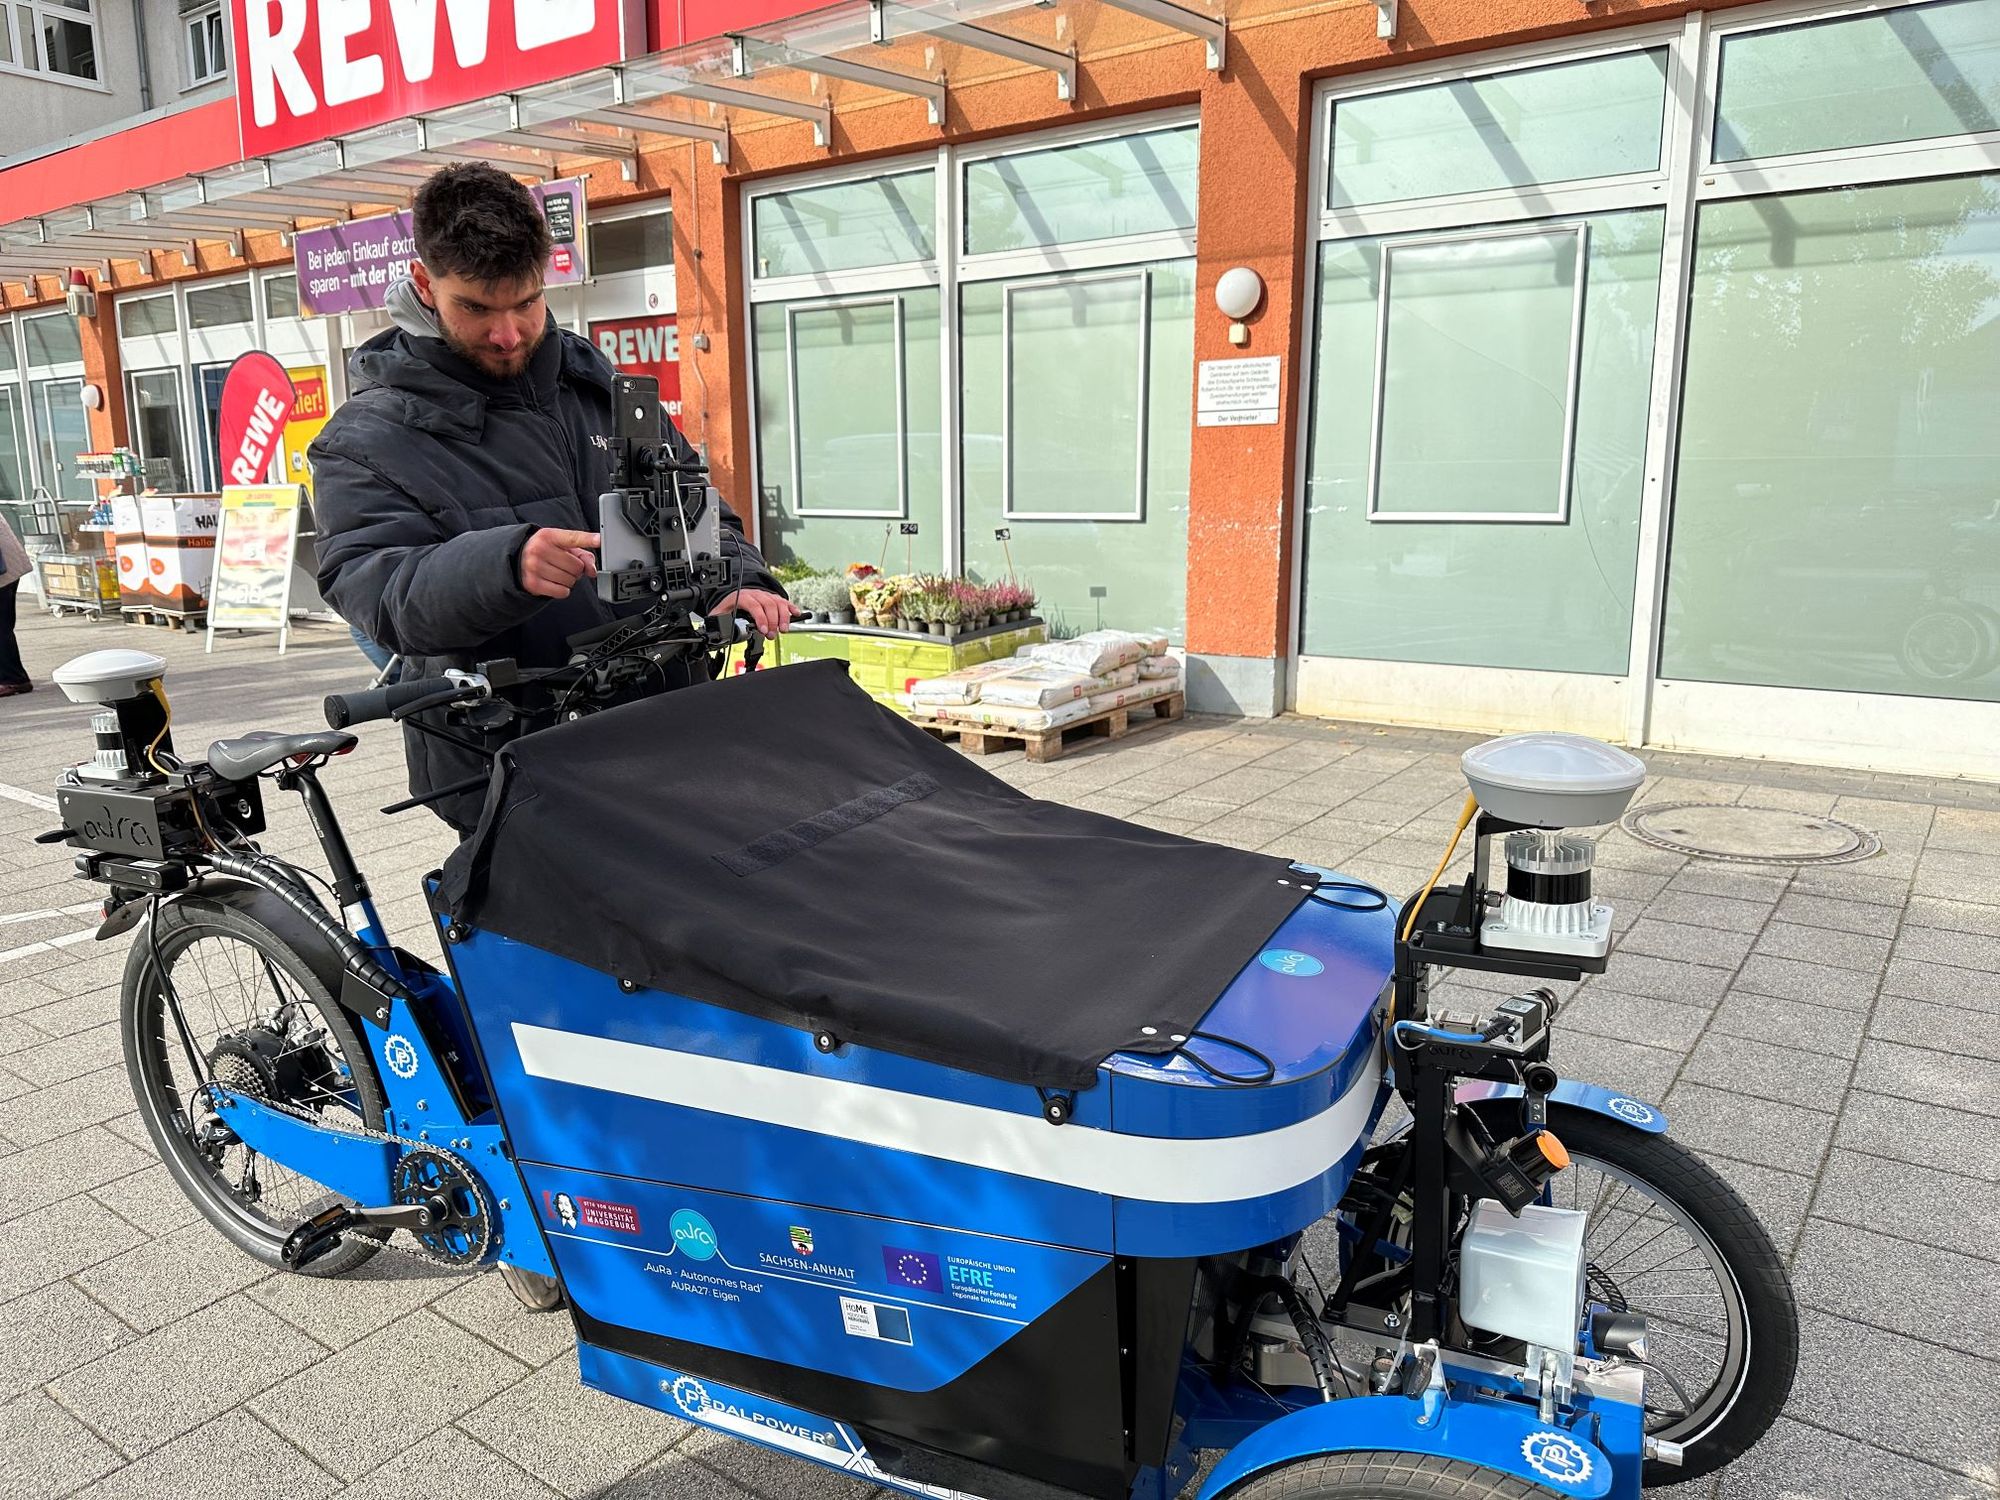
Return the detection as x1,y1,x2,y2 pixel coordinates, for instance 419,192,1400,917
344,276,618,441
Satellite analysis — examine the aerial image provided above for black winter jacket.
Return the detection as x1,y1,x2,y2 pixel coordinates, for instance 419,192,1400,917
311,312,778,832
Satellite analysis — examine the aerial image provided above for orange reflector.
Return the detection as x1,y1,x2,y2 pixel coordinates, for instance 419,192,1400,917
1537,1131,1570,1170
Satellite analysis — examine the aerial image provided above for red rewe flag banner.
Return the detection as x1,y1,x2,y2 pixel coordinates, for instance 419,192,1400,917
219,353,298,488
231,0,644,156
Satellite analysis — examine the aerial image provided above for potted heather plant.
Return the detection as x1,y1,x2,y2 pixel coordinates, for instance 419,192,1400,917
793,574,852,624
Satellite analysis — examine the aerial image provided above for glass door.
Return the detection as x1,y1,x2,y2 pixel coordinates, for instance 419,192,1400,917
128,370,194,492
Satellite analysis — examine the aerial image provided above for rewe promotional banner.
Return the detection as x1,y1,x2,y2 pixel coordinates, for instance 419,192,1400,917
217,352,297,487
295,178,586,315
231,0,647,156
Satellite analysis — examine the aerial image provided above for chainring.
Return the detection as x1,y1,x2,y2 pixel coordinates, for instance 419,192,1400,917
389,1144,494,1267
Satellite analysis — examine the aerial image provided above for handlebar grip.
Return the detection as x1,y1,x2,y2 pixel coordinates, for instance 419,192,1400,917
324,675,462,730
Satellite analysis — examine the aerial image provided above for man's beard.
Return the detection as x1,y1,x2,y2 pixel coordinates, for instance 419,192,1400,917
441,316,547,378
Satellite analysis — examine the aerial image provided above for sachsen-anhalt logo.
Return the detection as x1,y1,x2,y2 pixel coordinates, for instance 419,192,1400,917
789,1225,813,1255
1521,1431,1594,1487
382,1034,419,1080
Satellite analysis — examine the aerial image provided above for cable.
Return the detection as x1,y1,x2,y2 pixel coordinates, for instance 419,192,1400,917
1308,881,1389,913
1174,1030,1276,1086
143,680,173,775
1399,793,1478,946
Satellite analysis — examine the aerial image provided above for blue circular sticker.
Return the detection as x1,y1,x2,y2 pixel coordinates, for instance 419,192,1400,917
1258,949,1325,978
670,1208,720,1261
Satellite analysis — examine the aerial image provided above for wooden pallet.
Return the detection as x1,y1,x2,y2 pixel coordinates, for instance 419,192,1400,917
122,609,205,632
923,691,1184,763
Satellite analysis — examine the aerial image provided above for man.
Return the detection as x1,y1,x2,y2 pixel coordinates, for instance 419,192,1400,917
313,163,795,832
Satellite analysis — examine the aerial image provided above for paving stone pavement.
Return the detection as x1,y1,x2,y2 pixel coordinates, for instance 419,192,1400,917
1,608,1997,1500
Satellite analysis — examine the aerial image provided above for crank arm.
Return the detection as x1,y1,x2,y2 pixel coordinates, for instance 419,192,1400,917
279,1198,446,1268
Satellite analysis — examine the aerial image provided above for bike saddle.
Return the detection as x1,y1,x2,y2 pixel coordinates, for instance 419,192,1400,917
206,730,358,781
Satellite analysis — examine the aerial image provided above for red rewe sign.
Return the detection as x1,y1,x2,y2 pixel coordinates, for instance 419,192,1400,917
231,0,644,156
219,353,298,487
589,314,681,418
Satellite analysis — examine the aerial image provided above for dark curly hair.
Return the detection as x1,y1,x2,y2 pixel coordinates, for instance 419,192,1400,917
412,163,552,286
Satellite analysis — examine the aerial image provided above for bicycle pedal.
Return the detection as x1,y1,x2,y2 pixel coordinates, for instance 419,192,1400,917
281,1203,357,1269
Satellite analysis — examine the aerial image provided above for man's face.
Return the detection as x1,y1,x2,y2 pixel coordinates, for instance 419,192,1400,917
414,263,548,379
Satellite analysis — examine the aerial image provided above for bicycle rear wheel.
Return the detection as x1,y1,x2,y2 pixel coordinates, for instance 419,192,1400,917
121,888,389,1276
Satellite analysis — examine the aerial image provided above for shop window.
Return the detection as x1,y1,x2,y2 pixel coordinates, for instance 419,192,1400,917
753,171,935,279
752,290,943,573
263,273,299,321
1,0,99,80
1003,273,1151,520
129,370,192,492
118,293,178,340
1662,173,2000,701
787,299,908,518
0,386,27,503
1369,227,1587,522
1299,210,1665,674
961,261,1196,639
1714,0,2000,164
31,377,90,503
187,280,254,329
0,324,14,374
23,311,81,367
1328,50,1669,210
963,127,1199,255
589,209,672,276
184,0,224,84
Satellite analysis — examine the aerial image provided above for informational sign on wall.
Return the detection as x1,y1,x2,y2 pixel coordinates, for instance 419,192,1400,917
1197,356,1282,428
207,485,305,655
589,315,682,418
295,179,586,316
232,0,645,156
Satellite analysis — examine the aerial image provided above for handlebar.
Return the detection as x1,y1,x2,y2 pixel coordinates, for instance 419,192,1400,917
324,610,768,732
324,674,472,730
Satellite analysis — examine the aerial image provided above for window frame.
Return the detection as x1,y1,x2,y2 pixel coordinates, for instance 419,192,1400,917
1363,222,1592,525
184,1,225,85
781,292,912,522
1000,267,1155,524
742,109,1200,582
0,0,108,89
1697,0,2000,194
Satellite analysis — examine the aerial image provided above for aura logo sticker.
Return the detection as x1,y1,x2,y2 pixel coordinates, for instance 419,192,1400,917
1605,1097,1657,1126
671,1208,719,1261
1520,1431,1594,1487
1258,949,1325,978
382,1033,419,1079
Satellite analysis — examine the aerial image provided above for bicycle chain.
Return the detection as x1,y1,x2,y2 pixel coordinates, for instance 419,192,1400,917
213,1088,499,1271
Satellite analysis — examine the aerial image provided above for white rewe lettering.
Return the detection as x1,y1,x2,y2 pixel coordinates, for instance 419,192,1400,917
318,0,384,106
514,0,593,51
247,0,316,127
385,0,491,82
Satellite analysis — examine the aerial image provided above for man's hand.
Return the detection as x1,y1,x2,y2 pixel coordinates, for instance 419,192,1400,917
714,588,804,638
520,528,599,599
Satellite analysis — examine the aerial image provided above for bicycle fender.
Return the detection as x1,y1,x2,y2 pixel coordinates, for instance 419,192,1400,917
1457,1078,1667,1134
1198,1393,1613,1499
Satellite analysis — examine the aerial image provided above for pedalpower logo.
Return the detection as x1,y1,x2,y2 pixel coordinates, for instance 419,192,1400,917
231,0,638,155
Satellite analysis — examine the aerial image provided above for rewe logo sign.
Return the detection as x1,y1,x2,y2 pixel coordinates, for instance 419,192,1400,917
231,0,639,156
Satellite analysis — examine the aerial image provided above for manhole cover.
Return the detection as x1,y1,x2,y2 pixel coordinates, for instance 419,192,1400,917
1621,803,1882,865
